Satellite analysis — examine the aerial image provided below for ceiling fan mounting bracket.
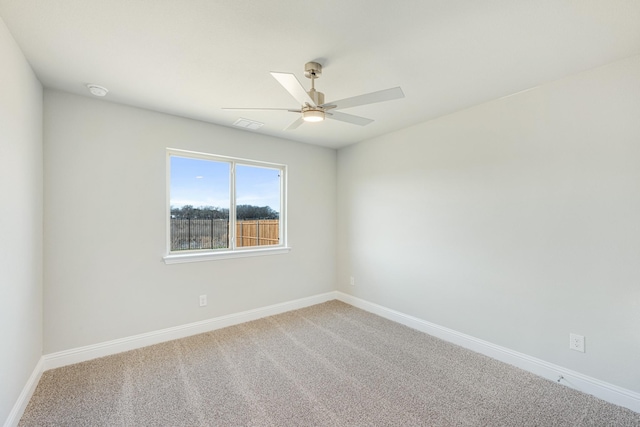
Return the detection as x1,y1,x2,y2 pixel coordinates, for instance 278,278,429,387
304,62,322,79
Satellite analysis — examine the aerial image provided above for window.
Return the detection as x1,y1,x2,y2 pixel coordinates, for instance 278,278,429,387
164,149,288,263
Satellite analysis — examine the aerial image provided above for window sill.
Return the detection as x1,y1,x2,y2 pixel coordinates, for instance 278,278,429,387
163,246,291,264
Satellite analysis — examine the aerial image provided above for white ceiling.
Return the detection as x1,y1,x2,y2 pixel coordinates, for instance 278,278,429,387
1,1,639,149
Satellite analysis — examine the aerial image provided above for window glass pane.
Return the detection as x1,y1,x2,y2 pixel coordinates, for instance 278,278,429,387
170,156,230,251
235,164,281,247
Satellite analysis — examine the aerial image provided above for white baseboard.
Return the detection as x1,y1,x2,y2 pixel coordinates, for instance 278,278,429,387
335,291,640,414
3,357,43,427
43,292,336,371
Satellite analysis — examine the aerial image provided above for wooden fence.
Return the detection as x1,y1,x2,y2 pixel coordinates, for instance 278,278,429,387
170,218,279,250
236,219,279,247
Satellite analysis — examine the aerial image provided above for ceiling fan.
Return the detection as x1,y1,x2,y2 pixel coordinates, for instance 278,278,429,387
223,62,404,130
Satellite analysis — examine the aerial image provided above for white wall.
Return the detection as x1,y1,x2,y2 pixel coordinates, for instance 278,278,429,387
337,55,640,393
43,91,336,353
0,17,43,424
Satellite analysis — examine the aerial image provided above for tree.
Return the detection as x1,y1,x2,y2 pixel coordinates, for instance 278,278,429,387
171,204,278,220
170,205,229,219
235,205,278,220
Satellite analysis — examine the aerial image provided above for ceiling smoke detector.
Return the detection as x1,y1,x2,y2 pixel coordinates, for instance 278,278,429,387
87,84,108,97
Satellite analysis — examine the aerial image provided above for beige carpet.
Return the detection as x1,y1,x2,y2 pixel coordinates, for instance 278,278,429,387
20,300,640,426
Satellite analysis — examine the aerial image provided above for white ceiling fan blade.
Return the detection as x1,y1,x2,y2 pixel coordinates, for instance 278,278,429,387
327,111,374,126
222,107,300,112
323,87,404,110
284,117,304,131
271,72,317,107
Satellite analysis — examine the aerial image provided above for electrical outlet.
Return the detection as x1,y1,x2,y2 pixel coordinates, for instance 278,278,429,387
569,333,585,352
199,295,207,307
350,276,355,286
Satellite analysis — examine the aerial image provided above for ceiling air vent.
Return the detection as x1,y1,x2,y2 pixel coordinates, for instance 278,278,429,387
233,118,264,130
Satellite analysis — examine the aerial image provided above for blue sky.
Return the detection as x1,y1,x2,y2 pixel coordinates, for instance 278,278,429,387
170,156,280,211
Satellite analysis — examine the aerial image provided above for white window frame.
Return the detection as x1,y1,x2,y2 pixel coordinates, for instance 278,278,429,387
163,148,289,264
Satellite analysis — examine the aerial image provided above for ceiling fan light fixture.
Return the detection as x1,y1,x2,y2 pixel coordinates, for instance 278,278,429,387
302,108,324,122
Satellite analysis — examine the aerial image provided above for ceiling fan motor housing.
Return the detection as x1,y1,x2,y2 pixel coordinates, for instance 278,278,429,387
308,88,324,105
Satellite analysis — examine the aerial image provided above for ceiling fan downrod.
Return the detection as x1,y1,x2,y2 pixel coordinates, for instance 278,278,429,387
304,62,324,106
